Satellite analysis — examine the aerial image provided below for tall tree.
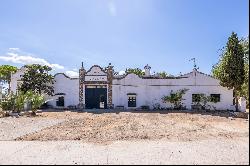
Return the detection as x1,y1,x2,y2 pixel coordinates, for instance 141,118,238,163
212,32,245,111
239,36,249,107
125,68,145,77
19,64,55,96
0,65,18,93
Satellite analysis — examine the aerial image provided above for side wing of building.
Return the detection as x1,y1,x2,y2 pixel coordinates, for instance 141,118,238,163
112,70,234,110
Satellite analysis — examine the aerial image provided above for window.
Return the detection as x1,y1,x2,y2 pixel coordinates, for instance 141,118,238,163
210,94,221,103
128,96,136,107
192,94,202,102
56,96,64,107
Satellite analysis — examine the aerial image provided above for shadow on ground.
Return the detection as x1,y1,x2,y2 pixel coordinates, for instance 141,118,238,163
42,108,249,119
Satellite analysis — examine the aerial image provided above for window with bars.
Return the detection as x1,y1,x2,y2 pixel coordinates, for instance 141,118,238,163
192,94,202,102
56,96,64,107
128,96,136,107
210,94,221,103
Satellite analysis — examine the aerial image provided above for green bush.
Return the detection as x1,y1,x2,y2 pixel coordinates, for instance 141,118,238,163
0,91,45,114
0,92,16,111
162,89,189,110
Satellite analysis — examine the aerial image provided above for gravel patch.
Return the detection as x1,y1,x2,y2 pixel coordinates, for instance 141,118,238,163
0,116,65,140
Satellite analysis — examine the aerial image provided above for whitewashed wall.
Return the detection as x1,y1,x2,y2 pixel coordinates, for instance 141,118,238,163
10,67,26,94
112,70,234,110
47,74,79,107
10,66,234,110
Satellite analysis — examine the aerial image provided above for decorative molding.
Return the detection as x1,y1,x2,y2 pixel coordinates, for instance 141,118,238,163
78,67,85,110
84,81,108,84
85,65,107,75
55,93,66,95
107,63,114,109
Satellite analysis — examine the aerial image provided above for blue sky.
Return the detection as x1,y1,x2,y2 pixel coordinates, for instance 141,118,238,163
0,0,249,77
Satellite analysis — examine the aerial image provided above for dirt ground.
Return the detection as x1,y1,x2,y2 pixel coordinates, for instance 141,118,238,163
16,110,249,144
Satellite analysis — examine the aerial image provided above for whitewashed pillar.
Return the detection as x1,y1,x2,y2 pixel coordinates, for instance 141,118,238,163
239,97,246,112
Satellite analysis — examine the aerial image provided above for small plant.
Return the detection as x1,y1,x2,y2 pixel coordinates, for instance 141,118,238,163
0,92,16,111
152,102,161,110
192,94,213,110
162,89,189,110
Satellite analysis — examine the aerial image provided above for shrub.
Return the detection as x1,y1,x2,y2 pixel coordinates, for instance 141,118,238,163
0,90,45,115
192,94,213,110
0,92,16,111
162,89,189,110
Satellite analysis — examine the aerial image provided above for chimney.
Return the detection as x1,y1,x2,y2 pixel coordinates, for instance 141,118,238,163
144,64,151,76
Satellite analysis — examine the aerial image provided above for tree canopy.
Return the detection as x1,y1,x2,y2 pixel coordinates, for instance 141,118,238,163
212,32,245,111
156,71,169,78
125,68,145,77
239,36,249,107
19,64,55,96
0,65,18,93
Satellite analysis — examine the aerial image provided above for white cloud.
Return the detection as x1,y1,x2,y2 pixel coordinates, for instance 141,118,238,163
8,48,20,51
0,50,64,70
119,70,125,75
65,70,79,78
108,1,117,16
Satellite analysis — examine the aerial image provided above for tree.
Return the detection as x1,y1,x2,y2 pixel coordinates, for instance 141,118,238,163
212,32,245,111
239,37,249,107
0,65,17,93
162,88,189,109
156,71,169,78
125,68,145,77
19,64,55,96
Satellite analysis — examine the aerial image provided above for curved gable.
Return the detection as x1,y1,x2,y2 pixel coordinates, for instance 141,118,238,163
86,65,107,76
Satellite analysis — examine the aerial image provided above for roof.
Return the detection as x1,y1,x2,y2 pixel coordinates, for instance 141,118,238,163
113,73,188,80
180,69,215,79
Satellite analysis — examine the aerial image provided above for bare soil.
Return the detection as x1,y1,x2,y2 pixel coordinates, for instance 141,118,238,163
16,110,249,144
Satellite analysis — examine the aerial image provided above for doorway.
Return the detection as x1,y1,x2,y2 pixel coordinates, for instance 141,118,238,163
85,85,107,109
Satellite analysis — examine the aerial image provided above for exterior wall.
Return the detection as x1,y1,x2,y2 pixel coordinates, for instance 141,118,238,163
47,74,79,107
10,67,26,94
9,66,234,111
112,71,234,110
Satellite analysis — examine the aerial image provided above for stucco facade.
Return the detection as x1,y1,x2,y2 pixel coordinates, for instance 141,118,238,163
10,64,235,111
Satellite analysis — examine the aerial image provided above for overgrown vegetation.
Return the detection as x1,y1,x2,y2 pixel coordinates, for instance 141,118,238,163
162,89,189,110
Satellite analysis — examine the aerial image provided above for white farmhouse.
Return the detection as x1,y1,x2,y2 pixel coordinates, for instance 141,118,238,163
10,63,235,111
